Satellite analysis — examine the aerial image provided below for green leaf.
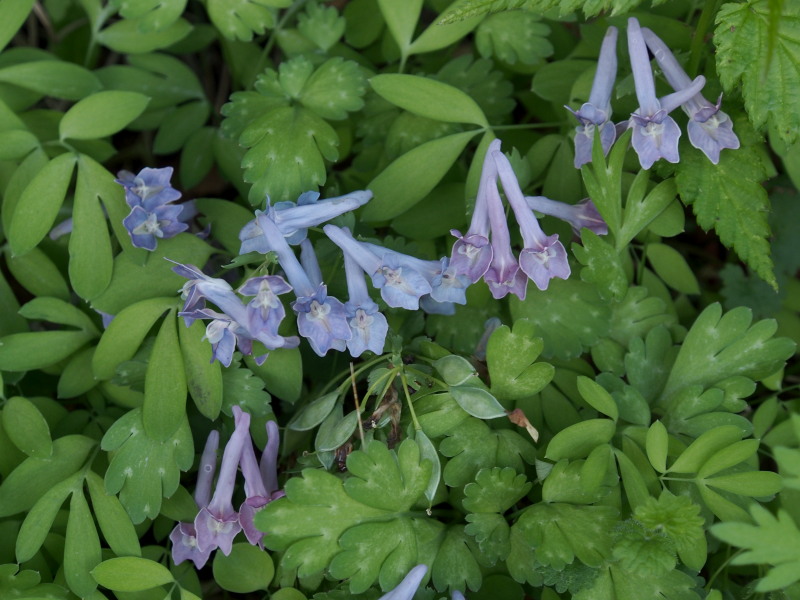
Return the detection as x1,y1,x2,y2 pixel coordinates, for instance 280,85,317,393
297,2,345,51
705,471,782,497
370,74,488,126
97,17,192,53
221,366,273,417
18,297,99,334
435,354,480,387
415,430,441,506
450,385,507,419
178,320,222,420
0,60,101,100
464,512,510,565
213,543,274,592
475,11,552,65
60,91,149,141
668,425,744,474
486,320,554,402
92,557,174,591
246,347,303,403
86,471,141,558
645,421,669,473
102,408,194,523
207,0,290,41
510,503,617,572
659,303,795,406
240,105,338,204
463,467,531,513
259,440,434,591
0,330,94,372
316,410,359,452
299,57,366,120
618,177,676,249
572,229,628,301
15,473,78,562
0,0,34,52
377,0,422,51
362,130,479,221
112,0,187,32
646,243,700,295
715,0,800,143
635,492,706,571
70,156,113,300
8,152,76,256
615,448,651,510
64,490,101,597
576,376,619,421
675,115,776,287
431,526,482,592
0,434,95,517
143,310,187,441
287,393,339,431
2,396,52,458
408,7,482,55
545,419,616,461
180,127,216,188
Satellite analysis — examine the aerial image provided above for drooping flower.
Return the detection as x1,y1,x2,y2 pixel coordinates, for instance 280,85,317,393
324,225,433,310
239,190,373,253
566,26,619,168
525,196,608,236
170,430,220,569
194,410,250,555
378,564,429,600
342,243,388,357
627,17,706,169
493,151,571,290
641,27,739,164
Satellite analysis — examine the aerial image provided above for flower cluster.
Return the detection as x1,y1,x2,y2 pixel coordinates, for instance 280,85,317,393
567,18,739,170
170,407,284,569
116,167,189,250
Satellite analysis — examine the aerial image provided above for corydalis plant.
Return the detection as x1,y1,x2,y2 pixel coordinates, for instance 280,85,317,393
117,167,188,250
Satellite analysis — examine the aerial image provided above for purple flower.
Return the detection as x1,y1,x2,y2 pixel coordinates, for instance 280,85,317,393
379,564,428,600
641,27,739,164
343,247,388,357
566,26,619,168
239,190,372,253
122,204,188,251
238,275,293,345
493,151,570,290
627,18,706,169
525,196,608,236
170,430,219,569
115,167,182,210
194,410,250,555
238,415,284,547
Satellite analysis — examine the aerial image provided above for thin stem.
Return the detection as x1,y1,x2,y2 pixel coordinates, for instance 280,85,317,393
400,369,421,431
350,363,365,444
252,0,309,86
688,0,723,77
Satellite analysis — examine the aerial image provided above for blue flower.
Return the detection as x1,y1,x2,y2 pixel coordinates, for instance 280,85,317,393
239,190,372,253
627,18,706,169
115,166,182,210
117,167,186,251
566,26,619,168
342,243,388,357
378,564,428,600
641,27,739,164
122,204,188,251
525,196,608,236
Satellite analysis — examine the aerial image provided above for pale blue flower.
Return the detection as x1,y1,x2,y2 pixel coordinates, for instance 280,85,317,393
343,246,388,357
115,166,182,210
525,196,607,236
378,564,428,600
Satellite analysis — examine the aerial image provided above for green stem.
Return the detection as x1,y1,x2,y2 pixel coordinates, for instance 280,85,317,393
400,369,422,431
688,0,723,77
253,0,309,85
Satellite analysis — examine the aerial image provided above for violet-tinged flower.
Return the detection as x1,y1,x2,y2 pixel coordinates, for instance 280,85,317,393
641,27,739,164
239,190,373,253
180,308,246,368
525,196,608,236
343,249,388,357
379,564,428,600
238,275,292,344
194,411,250,555
449,140,502,283
627,18,706,169
238,416,284,547
419,295,457,315
123,204,188,251
170,430,219,569
324,225,433,310
256,215,351,355
300,239,324,288
481,155,528,300
493,151,570,290
116,167,182,210
566,26,619,168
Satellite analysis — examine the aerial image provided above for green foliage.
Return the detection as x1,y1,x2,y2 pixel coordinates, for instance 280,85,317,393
474,11,552,66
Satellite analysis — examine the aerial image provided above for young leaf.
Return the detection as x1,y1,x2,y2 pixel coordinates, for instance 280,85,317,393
645,420,669,473
92,557,174,592
486,319,554,402
2,396,52,458
207,0,290,41
64,490,102,597
415,430,442,506
8,152,76,256
450,386,507,419
618,178,676,250
576,376,619,421
572,229,628,302
60,91,150,141
646,243,700,295
287,393,339,431
635,492,706,571
370,74,488,126
362,130,479,221
377,0,422,52
463,467,531,514
475,11,552,65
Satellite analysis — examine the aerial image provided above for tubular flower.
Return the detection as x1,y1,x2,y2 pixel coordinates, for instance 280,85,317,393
525,196,608,236
641,27,739,164
343,244,388,357
627,17,706,169
566,26,619,167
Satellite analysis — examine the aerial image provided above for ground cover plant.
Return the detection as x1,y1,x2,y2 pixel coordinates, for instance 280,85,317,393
0,0,799,598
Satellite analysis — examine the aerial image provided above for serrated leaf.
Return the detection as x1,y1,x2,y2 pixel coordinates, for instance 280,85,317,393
464,512,510,565
572,229,628,301
208,0,290,41
486,319,554,402
2,396,52,458
300,57,366,120
8,152,76,256
258,440,434,591
60,91,149,141
475,11,552,65
64,490,101,597
676,115,776,287
102,408,194,523
715,1,800,143
371,74,488,126
463,467,531,513
297,2,345,51
362,130,478,221
241,106,338,204
635,492,706,571
92,557,174,591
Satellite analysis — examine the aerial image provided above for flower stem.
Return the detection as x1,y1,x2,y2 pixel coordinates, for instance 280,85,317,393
688,0,723,77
